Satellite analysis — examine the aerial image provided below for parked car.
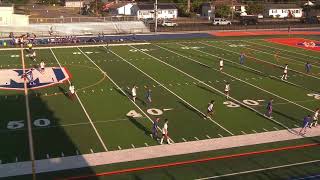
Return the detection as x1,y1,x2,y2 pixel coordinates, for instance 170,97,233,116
212,18,231,25
161,20,178,27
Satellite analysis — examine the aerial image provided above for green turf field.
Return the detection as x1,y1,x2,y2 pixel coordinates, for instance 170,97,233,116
0,35,319,179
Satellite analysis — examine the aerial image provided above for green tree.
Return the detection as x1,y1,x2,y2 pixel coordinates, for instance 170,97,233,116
246,3,264,15
215,4,231,18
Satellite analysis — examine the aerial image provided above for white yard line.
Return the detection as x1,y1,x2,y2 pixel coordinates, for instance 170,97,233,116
76,47,173,142
1,127,319,178
186,43,315,113
20,48,37,180
154,44,300,130
50,48,108,152
128,45,234,136
244,40,320,61
195,159,320,180
216,41,320,81
106,47,234,136
238,41,320,69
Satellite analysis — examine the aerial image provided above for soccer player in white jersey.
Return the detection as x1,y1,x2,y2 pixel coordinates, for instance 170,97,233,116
281,64,288,80
206,100,215,118
160,119,172,145
40,61,45,73
219,59,224,71
131,85,137,102
310,108,319,127
69,83,75,100
225,82,230,99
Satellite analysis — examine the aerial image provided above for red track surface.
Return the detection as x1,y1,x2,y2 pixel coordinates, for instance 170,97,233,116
63,143,320,180
210,31,320,37
266,38,320,52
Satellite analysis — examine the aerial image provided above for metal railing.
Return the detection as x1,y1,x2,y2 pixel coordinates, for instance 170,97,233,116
29,16,138,24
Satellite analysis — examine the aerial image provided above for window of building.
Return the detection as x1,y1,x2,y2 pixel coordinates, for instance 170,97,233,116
272,10,277,13
168,10,174,14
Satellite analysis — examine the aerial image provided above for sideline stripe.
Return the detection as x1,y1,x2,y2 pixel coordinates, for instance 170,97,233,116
106,47,234,136
76,47,173,142
20,48,37,180
50,48,108,152
128,45,234,136
63,143,320,180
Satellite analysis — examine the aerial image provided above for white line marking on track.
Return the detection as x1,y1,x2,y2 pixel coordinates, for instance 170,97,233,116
129,45,234,136
51,48,108,152
195,159,320,180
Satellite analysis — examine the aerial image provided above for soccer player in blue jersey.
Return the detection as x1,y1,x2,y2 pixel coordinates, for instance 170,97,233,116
265,98,273,118
152,117,160,139
239,52,245,65
305,62,312,73
299,115,312,135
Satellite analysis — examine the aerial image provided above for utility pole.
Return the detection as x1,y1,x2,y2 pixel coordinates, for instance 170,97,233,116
154,0,158,33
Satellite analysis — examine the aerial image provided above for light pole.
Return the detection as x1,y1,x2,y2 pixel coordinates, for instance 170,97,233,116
154,0,158,33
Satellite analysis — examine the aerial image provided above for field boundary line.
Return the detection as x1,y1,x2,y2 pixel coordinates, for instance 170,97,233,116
50,48,108,152
76,47,172,142
195,158,320,180
20,48,37,180
0,43,150,51
244,40,320,60
175,43,315,113
0,127,319,178
235,40,320,70
153,43,294,130
197,42,318,93
106,46,233,136
217,41,320,81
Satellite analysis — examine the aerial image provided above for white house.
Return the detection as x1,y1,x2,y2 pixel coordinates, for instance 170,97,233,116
201,1,246,20
266,4,303,18
0,5,29,25
132,4,178,20
65,0,90,8
105,2,134,15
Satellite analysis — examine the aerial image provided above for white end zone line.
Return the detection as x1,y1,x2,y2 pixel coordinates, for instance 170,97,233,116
244,40,320,61
20,48,37,180
127,45,234,136
186,42,315,113
195,159,320,180
105,46,234,136
153,44,293,131
76,47,174,143
50,48,108,151
215,41,320,81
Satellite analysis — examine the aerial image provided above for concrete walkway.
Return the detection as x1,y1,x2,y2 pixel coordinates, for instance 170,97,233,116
0,127,319,178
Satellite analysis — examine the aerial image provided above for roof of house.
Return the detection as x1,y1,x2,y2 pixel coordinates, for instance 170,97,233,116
136,3,177,10
265,3,302,9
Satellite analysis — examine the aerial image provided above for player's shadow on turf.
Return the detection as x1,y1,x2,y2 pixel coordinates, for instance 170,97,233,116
58,86,72,99
273,110,301,124
196,84,222,97
178,101,205,119
128,117,153,136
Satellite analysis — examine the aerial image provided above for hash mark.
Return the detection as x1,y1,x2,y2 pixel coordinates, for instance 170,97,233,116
241,131,246,135
144,143,149,147
194,137,199,140
252,130,258,133
90,149,94,153
61,152,64,157
263,128,268,132
206,135,211,139
46,154,50,159
118,146,122,150
131,144,135,148
273,127,279,130
218,134,223,138
182,138,187,142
